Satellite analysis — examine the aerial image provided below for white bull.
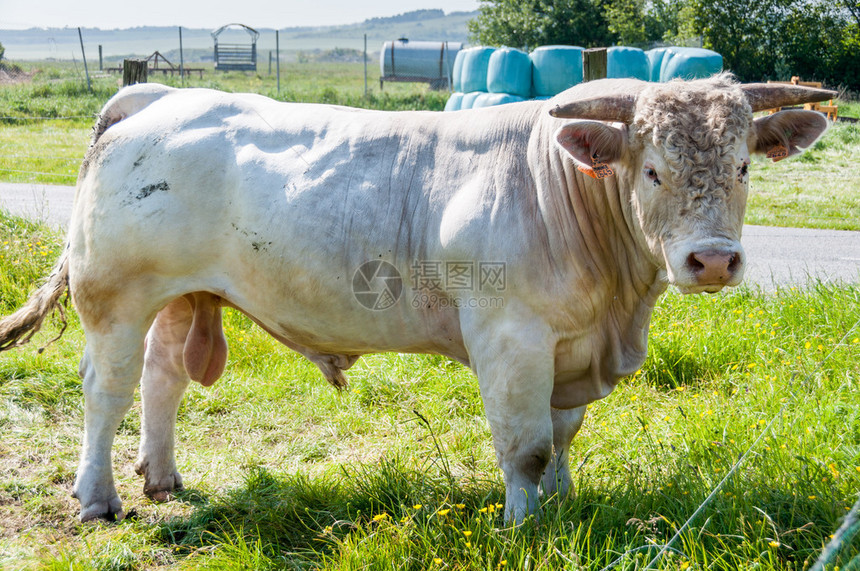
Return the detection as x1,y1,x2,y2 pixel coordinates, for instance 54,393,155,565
0,74,832,522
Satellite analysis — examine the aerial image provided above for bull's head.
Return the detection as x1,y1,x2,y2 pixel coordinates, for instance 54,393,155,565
549,75,833,293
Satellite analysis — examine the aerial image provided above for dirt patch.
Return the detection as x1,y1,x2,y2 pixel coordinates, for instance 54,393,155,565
0,64,34,85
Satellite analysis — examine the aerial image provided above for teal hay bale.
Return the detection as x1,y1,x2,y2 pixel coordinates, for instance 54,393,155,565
530,45,584,97
452,50,465,92
459,47,496,93
472,92,525,108
460,91,485,110
606,46,649,81
645,47,673,82
659,47,722,82
486,47,532,97
444,92,464,112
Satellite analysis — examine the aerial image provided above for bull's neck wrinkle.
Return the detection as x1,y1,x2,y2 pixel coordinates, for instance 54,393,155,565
531,129,660,305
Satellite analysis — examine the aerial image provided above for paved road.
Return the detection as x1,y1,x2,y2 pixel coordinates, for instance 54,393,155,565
2,182,859,290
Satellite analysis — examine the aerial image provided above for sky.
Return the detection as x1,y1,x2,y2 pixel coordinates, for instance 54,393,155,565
0,0,480,30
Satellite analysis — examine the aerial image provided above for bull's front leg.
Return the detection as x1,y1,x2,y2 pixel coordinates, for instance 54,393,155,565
541,406,586,499
463,311,555,523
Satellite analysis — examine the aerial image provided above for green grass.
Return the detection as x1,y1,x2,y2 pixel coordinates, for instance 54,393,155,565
0,63,859,567
746,122,860,231
0,210,858,570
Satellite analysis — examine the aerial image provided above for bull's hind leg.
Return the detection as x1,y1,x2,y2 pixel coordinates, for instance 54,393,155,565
73,319,152,522
541,406,586,499
135,294,228,501
134,298,193,501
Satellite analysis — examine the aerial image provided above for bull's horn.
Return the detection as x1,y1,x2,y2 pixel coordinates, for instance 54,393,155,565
742,83,838,112
549,95,636,123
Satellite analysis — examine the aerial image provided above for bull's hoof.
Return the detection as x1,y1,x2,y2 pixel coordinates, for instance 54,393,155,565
79,500,124,523
145,485,184,503
142,473,184,503
135,459,184,502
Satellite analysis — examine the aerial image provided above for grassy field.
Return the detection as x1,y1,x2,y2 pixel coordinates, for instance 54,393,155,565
0,62,859,569
0,212,858,570
0,61,859,230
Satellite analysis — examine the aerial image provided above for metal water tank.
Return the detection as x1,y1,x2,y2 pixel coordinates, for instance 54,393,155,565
379,38,462,90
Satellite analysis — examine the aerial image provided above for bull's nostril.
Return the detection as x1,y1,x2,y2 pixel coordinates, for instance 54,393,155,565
687,252,705,271
727,253,740,272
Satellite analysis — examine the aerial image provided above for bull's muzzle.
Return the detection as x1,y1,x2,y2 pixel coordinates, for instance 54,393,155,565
682,247,744,293
687,249,742,284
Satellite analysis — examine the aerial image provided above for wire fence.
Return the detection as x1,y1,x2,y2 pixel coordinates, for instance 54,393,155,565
596,315,860,571
0,114,91,183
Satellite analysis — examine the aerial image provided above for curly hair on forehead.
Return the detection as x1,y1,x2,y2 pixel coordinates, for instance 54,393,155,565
631,73,753,200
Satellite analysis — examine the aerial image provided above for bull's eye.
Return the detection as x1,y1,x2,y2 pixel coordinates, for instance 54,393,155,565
644,167,661,186
737,162,749,183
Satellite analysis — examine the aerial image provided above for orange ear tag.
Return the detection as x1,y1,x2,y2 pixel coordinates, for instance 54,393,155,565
577,155,615,179
766,145,789,162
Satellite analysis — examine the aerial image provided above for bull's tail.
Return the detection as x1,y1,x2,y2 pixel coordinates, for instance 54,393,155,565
0,247,70,352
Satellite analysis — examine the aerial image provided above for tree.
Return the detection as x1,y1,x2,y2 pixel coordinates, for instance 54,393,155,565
675,0,860,88
672,0,794,81
842,0,860,26
468,0,615,49
602,0,686,47
0,41,5,62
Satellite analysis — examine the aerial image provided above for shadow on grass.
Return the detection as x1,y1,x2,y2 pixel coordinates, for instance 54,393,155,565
147,457,855,570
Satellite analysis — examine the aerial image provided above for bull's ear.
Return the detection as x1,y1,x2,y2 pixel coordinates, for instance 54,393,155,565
555,121,627,179
752,109,829,162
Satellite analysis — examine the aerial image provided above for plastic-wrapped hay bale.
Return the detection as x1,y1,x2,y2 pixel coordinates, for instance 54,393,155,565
659,47,722,82
486,47,532,97
472,92,525,108
452,50,465,93
530,45,584,97
459,47,496,93
444,92,464,112
645,47,673,82
607,46,649,81
460,91,485,110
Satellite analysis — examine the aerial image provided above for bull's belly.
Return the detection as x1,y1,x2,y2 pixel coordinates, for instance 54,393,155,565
223,275,469,361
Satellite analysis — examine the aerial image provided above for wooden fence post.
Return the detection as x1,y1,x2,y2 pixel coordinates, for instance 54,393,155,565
123,59,148,86
583,48,608,82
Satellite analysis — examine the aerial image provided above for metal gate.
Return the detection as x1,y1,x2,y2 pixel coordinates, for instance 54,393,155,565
212,24,259,72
